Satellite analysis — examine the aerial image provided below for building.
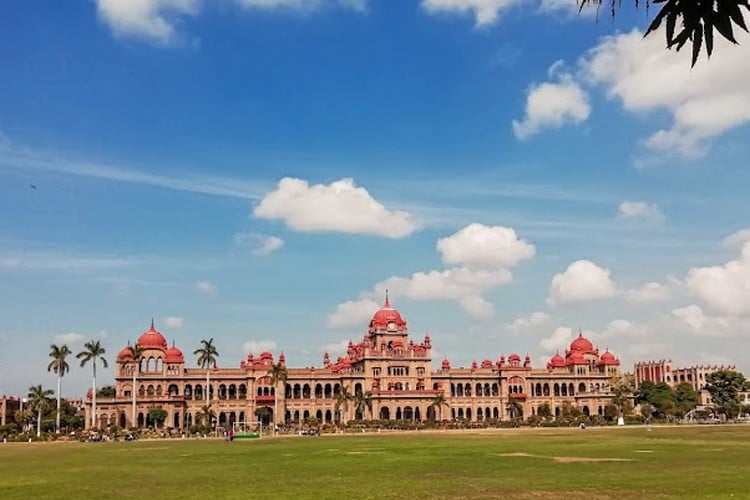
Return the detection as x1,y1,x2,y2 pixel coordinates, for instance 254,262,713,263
634,360,738,405
87,298,622,430
0,396,22,427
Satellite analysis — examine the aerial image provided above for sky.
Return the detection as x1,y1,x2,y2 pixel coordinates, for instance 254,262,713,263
1,0,750,397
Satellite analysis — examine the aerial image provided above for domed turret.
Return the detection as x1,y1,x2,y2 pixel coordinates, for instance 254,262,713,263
547,352,565,369
165,342,184,363
369,292,407,331
117,343,134,362
569,331,594,353
136,320,168,350
441,358,451,369
598,349,620,365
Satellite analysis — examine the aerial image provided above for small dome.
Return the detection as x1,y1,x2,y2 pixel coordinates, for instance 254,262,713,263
117,345,133,361
508,353,521,363
570,332,594,353
599,349,620,365
566,350,586,365
369,293,407,330
165,343,184,363
547,352,565,369
481,359,493,368
136,321,168,350
441,358,451,369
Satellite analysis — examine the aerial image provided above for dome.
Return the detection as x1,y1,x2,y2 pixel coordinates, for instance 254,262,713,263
566,350,586,365
165,342,184,363
569,332,594,353
136,321,168,350
547,352,565,369
370,293,407,330
441,358,451,369
259,351,273,361
117,345,134,361
599,349,619,365
508,353,521,363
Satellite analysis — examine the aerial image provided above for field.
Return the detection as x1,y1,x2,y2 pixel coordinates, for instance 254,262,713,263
1,425,749,499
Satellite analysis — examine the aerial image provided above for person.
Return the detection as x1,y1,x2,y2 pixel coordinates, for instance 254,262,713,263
228,428,234,442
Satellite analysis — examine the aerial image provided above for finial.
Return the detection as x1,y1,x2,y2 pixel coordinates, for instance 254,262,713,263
150,317,155,331
384,289,390,308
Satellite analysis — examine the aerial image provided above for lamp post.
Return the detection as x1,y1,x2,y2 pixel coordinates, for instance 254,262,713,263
20,398,28,433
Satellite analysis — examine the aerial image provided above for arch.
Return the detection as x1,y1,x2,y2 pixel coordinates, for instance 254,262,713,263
582,406,590,416
324,384,332,399
137,412,144,427
316,410,323,421
228,384,237,400
451,408,456,420
484,383,491,396
194,384,203,400
380,407,390,420
119,412,126,428
493,407,499,419
156,358,163,372
155,385,163,396
578,382,586,394
535,383,542,396
174,411,180,428
464,383,471,396
451,383,456,397
285,384,292,399
293,410,300,422
486,407,491,420
355,383,363,395
147,384,155,396
303,410,310,420
229,411,236,426
456,384,464,397
555,407,561,417
543,383,550,396
477,407,484,420
475,383,482,397
315,384,323,398
325,409,332,423
415,407,421,421
139,385,146,397
568,383,575,396
466,408,472,421
492,383,499,396
561,384,568,396
396,407,403,420
218,384,227,399
403,406,414,421
239,411,246,423
219,412,227,427
457,408,464,419
333,383,341,396
553,383,560,396
239,384,247,399
302,384,311,399
294,384,301,399
168,384,179,397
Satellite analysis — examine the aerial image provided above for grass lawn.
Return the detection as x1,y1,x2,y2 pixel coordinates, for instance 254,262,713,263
1,425,749,499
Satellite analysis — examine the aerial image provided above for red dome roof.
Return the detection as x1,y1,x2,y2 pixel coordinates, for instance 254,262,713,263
136,321,168,350
599,349,620,365
370,294,407,330
570,332,594,353
548,352,565,369
117,345,134,361
441,358,451,369
165,343,184,363
508,353,521,363
566,350,586,365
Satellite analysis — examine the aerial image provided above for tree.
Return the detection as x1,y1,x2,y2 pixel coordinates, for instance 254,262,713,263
196,404,215,431
636,382,677,419
537,403,553,419
430,393,448,422
354,390,373,420
27,384,54,437
254,406,271,427
608,374,635,423
194,338,219,405
269,361,288,435
579,0,750,66
506,397,524,421
705,370,749,419
148,408,168,429
334,385,353,424
674,383,700,417
77,340,108,429
127,344,145,428
14,409,34,433
47,344,71,433
97,386,116,398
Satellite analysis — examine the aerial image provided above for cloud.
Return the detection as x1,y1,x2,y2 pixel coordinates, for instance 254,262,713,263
597,319,650,339
321,340,350,358
420,0,523,27
234,232,285,256
243,339,278,354
539,0,596,15
670,304,739,337
327,298,381,328
723,228,750,248
512,62,590,139
254,177,419,238
508,311,551,331
0,252,135,272
625,282,670,303
617,201,664,222
196,280,217,295
53,332,86,345
235,0,366,11
436,223,535,269
548,260,616,305
540,326,573,352
684,242,750,317
582,29,750,157
96,0,200,43
163,316,184,328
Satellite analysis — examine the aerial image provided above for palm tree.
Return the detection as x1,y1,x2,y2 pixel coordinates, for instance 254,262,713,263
128,344,145,428
430,392,448,423
354,390,373,420
269,361,288,436
27,384,54,437
334,385,353,425
194,338,219,405
47,344,71,433
196,403,215,432
77,340,108,429
506,397,523,422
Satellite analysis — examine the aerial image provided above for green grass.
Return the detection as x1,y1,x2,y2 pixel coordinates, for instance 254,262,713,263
2,425,749,499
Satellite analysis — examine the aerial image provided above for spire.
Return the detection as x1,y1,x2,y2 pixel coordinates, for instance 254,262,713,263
384,289,390,308
150,317,155,332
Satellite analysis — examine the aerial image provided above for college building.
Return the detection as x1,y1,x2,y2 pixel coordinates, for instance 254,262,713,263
86,297,623,430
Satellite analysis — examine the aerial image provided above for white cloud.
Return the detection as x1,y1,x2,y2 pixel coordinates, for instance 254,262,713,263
243,339,278,355
625,282,670,303
582,29,750,157
540,326,573,352
617,201,664,221
96,0,200,42
508,311,551,331
670,304,736,336
234,232,285,256
254,177,419,238
539,0,596,15
548,260,616,305
0,252,134,271
684,242,750,317
321,340,350,358
723,228,750,248
327,298,381,328
512,62,590,139
436,223,535,269
53,332,86,345
163,316,184,328
235,0,366,10
196,280,217,295
421,0,523,27
598,319,650,339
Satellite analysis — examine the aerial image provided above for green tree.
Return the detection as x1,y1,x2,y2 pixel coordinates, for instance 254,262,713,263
506,397,524,421
705,370,749,419
537,403,553,419
47,344,71,433
14,409,34,433
27,384,54,437
580,0,749,66
609,374,635,423
334,385,353,424
77,339,108,429
194,338,219,405
148,408,168,428
269,361,288,435
674,382,700,417
196,404,215,431
127,344,146,428
254,406,271,428
430,392,448,422
354,390,373,420
97,386,116,398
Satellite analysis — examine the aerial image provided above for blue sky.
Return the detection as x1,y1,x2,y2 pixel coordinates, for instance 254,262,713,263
2,0,750,397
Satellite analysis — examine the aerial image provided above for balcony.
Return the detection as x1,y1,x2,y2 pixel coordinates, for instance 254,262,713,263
256,395,275,403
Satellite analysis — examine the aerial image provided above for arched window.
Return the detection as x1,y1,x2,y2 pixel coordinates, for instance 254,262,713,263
578,383,586,394
543,383,550,396
238,384,247,399
315,384,323,398
476,383,482,396
553,383,560,396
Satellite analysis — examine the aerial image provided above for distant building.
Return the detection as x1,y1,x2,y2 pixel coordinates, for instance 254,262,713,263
634,360,739,405
0,396,21,427
88,297,622,430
